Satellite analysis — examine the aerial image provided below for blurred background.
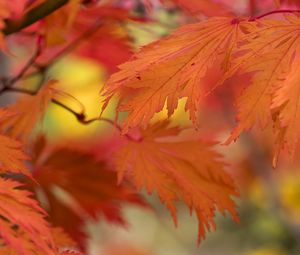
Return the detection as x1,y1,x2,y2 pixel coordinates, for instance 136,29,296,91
4,0,300,254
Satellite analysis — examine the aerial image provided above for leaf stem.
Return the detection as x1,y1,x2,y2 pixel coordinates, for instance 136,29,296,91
0,86,135,141
52,99,135,141
250,9,300,21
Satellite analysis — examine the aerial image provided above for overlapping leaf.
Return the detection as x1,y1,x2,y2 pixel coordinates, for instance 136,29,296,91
0,178,56,255
0,109,30,176
272,58,300,164
0,135,30,176
32,139,146,248
103,17,249,133
222,15,300,163
115,121,239,242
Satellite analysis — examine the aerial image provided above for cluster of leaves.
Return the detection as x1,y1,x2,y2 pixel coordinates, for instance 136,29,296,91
1,0,300,254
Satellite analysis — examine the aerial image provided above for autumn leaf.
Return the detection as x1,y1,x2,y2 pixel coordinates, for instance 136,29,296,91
0,80,58,142
224,15,300,150
31,139,147,248
271,58,300,164
114,121,239,242
103,17,247,133
0,225,83,254
0,178,56,255
0,108,30,176
0,135,30,176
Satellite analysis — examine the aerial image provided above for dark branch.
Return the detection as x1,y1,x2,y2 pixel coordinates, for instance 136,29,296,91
3,0,69,35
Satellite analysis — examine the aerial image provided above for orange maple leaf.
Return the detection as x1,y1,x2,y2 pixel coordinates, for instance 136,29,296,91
223,15,300,160
0,178,56,255
0,134,30,176
271,58,300,164
103,17,248,133
0,226,82,255
0,80,58,142
0,108,30,176
114,121,239,242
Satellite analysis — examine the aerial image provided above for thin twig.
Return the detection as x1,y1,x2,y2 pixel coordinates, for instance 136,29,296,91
52,99,135,141
249,9,300,21
0,86,135,141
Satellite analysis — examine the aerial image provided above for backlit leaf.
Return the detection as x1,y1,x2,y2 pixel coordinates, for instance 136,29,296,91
0,178,55,255
103,17,247,133
114,121,239,242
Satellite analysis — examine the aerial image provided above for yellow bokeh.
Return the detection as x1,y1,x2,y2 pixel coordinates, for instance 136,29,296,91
44,57,116,140
279,172,300,221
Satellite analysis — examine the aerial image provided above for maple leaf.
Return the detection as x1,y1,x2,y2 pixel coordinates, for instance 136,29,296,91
0,108,30,176
31,139,147,248
0,178,56,255
0,134,30,176
103,17,247,133
224,15,300,147
0,80,58,142
0,226,82,254
114,121,239,242
271,58,300,165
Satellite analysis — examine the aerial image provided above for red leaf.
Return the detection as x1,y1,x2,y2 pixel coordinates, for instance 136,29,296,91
32,139,147,248
0,178,56,255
